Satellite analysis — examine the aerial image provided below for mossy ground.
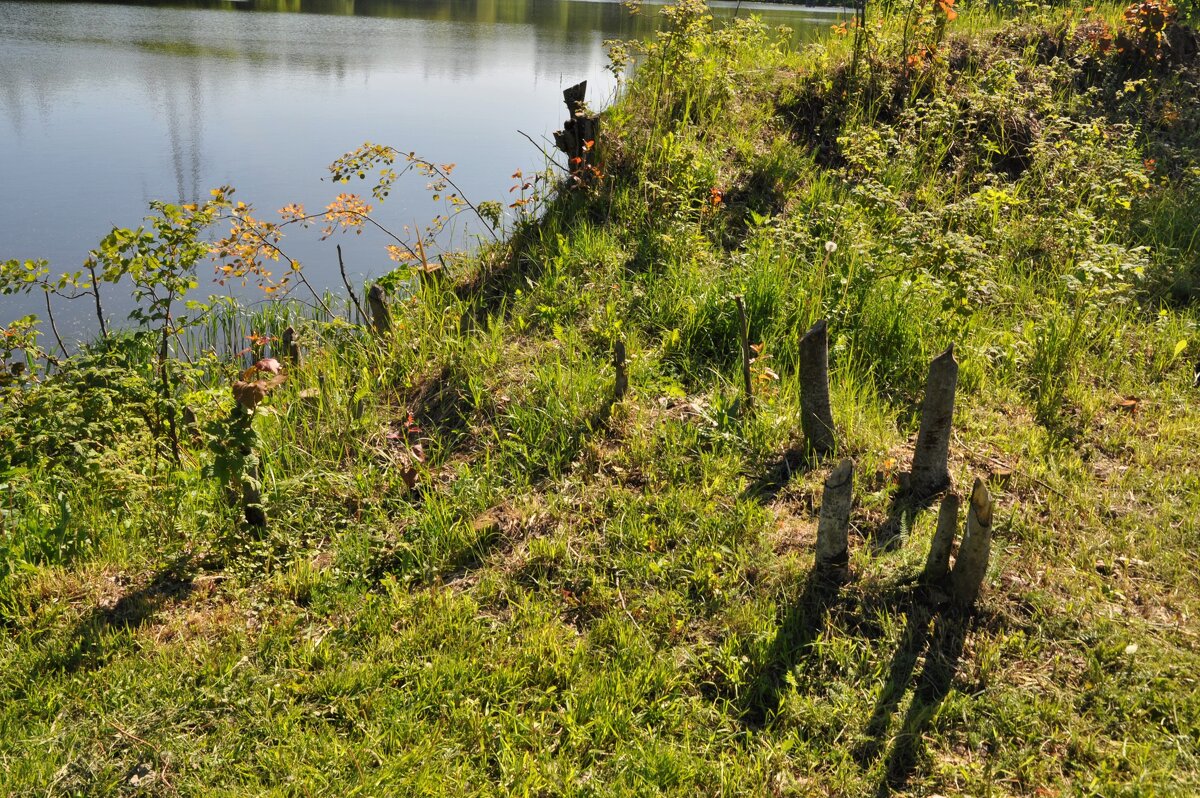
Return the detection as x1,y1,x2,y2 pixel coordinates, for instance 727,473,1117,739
2,2,1199,795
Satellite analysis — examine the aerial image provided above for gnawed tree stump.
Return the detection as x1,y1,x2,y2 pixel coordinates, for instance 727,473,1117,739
816,458,855,568
281,326,301,367
553,81,600,184
910,344,959,499
951,478,994,606
368,284,392,337
242,478,266,529
735,296,753,413
614,338,628,400
923,492,960,582
799,319,835,456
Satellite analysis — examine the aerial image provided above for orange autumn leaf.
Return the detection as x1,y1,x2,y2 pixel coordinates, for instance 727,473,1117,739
233,358,287,411
241,358,283,380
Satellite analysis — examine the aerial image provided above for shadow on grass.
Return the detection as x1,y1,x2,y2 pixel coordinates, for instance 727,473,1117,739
38,551,216,675
389,395,621,591
453,188,595,328
855,604,971,795
739,564,844,728
740,443,814,504
734,552,972,788
870,483,945,554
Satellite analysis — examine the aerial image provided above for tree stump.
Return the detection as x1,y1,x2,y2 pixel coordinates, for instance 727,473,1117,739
951,478,994,607
553,81,601,184
281,326,301,367
368,284,392,337
799,319,836,456
923,492,960,582
816,458,855,568
614,338,628,400
910,344,959,499
242,480,266,529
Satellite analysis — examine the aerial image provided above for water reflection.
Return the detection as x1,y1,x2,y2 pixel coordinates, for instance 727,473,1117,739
1,0,838,334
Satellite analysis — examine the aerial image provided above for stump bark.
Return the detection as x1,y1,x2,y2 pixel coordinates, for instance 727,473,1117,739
281,326,301,367
553,81,601,183
910,344,959,499
816,458,855,567
923,492,960,582
368,284,392,337
799,319,835,456
951,478,994,606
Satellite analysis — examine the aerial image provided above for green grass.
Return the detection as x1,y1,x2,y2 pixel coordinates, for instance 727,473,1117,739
2,1,1200,794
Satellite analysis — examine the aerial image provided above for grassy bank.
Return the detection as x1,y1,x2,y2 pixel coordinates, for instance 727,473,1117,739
2,1,1199,794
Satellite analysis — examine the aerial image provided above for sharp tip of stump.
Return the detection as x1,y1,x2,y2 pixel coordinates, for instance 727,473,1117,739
825,457,854,487
969,477,994,526
930,342,957,364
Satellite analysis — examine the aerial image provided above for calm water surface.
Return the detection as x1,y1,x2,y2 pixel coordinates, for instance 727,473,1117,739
0,0,838,335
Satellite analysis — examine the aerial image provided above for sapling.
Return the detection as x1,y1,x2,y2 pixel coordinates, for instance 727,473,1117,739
208,357,287,529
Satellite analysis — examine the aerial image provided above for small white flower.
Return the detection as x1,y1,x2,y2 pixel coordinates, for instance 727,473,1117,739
824,240,838,254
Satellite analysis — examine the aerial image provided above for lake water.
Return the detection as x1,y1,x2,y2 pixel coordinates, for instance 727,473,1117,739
0,0,839,337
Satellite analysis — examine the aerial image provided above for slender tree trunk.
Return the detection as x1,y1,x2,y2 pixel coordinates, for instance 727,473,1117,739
337,245,367,324
86,262,108,340
43,291,66,357
159,291,180,465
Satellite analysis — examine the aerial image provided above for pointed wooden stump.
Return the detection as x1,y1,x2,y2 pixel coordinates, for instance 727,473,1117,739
799,319,835,456
910,344,959,500
923,492,959,582
242,481,266,529
816,458,855,568
951,478,994,607
281,326,301,367
368,284,392,337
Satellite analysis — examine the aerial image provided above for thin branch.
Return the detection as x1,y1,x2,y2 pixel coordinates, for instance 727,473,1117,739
85,260,109,340
291,270,335,320
517,129,568,171
337,244,368,324
381,147,500,242
106,719,178,795
233,224,334,318
269,208,422,261
42,290,66,356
